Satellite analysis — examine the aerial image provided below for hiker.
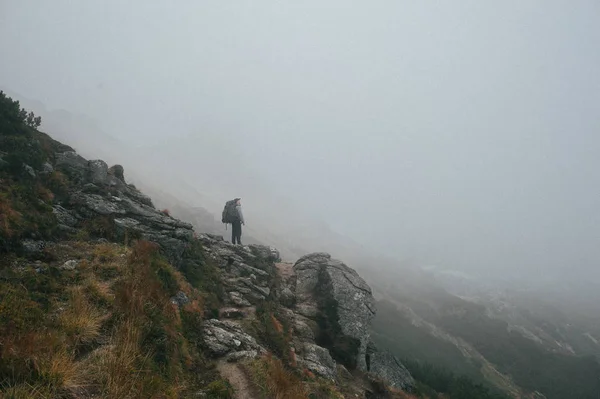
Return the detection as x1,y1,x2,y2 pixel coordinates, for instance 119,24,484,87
222,198,245,245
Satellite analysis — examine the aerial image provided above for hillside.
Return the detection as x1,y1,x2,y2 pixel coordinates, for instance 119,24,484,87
369,270,600,399
3,91,599,399
0,92,428,398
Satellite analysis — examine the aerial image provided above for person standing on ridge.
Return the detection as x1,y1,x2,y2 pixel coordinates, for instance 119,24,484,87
222,198,245,245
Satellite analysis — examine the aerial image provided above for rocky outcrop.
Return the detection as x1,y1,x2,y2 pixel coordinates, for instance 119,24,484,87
49,149,411,392
366,341,414,390
51,150,192,265
289,252,414,391
197,233,279,306
294,252,375,372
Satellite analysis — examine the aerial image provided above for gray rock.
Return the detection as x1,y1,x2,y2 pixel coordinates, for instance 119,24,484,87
367,344,414,391
82,183,103,194
108,164,125,181
202,319,265,357
279,286,296,308
56,151,87,172
231,262,269,279
88,160,109,185
229,291,252,307
298,343,336,379
170,291,190,307
53,206,78,227
219,308,246,319
293,316,316,341
294,252,376,372
61,260,79,270
23,164,36,177
249,244,281,264
74,193,126,215
21,239,45,254
41,162,54,174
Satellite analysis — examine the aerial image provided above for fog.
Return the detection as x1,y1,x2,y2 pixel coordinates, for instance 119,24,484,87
2,1,600,283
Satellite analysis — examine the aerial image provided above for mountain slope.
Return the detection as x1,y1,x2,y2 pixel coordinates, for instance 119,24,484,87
370,276,600,399
1,91,424,399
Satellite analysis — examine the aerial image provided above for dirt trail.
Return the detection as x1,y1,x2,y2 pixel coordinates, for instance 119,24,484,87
216,361,257,399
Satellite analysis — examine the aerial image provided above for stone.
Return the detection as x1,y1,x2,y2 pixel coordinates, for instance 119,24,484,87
21,239,45,254
249,244,281,264
53,206,78,227
61,260,79,270
294,252,376,372
293,316,316,341
298,343,336,379
170,291,190,307
279,286,296,308
219,308,246,319
87,160,109,185
367,345,414,391
108,164,125,181
73,193,126,216
23,164,36,177
202,319,265,357
55,151,88,180
41,162,54,174
229,291,252,307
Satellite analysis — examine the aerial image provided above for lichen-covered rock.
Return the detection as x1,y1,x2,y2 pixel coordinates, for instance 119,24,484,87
367,342,414,390
41,161,54,174
87,160,109,185
23,163,36,177
298,343,337,379
21,239,46,254
248,244,281,264
170,291,190,307
52,205,78,227
202,319,265,357
229,291,252,307
294,252,375,372
108,164,125,181
219,308,246,319
61,260,79,270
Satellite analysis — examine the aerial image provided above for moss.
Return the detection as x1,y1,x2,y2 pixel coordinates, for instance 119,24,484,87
179,240,224,302
205,379,234,399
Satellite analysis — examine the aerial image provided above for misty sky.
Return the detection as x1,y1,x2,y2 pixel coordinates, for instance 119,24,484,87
2,1,600,278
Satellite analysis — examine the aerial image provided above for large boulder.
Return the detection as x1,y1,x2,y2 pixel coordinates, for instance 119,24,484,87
366,341,414,390
294,252,376,372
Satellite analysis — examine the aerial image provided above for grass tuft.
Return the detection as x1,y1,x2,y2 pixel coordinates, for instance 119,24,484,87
246,354,307,399
59,287,105,347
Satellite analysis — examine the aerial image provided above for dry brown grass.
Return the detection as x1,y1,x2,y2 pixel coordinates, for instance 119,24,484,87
0,193,21,237
36,349,84,392
246,354,307,399
59,287,105,347
1,239,205,399
82,320,159,399
0,382,49,399
84,278,114,305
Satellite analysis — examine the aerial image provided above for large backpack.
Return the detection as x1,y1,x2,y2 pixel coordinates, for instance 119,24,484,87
221,199,239,224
